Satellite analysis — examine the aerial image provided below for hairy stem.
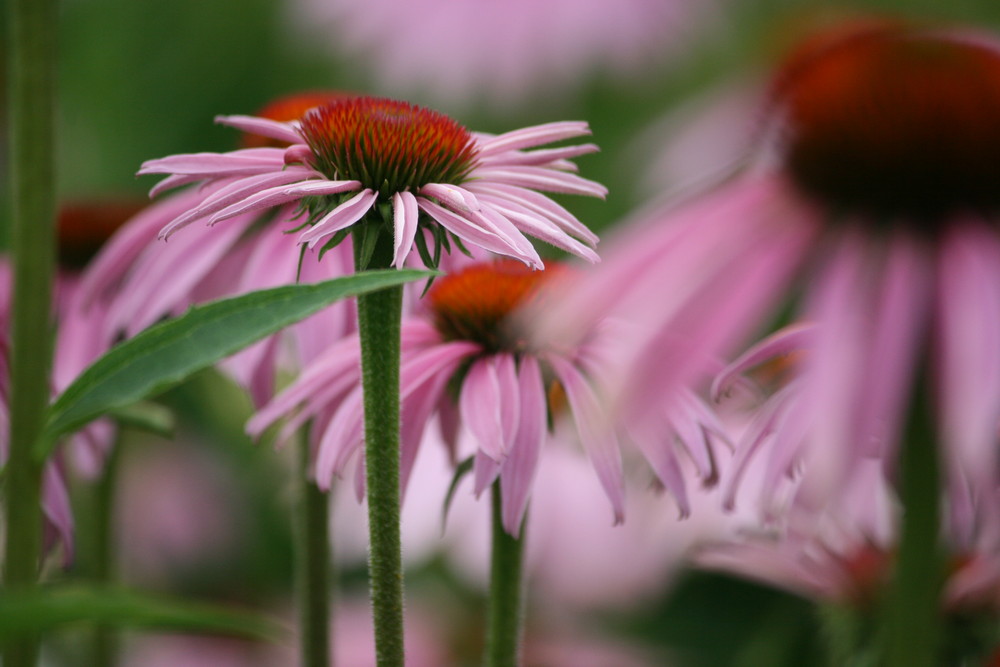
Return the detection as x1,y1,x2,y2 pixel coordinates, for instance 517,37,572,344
296,428,332,667
353,226,404,666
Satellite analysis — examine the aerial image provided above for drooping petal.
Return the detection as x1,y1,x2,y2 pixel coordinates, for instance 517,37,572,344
711,323,817,401
210,179,363,225
417,197,540,267
392,191,420,268
546,355,625,524
299,189,378,248
459,357,510,461
937,221,1000,487
500,355,546,536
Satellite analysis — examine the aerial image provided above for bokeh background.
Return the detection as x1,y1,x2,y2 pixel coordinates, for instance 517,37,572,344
5,0,1000,664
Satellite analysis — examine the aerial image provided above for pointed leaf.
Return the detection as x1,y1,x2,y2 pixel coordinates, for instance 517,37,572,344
0,586,282,642
40,270,431,457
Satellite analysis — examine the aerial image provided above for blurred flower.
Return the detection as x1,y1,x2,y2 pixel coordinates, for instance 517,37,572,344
287,0,714,109
78,92,357,406
0,199,141,560
540,19,1000,512
250,260,726,534
117,440,243,584
138,96,605,270
698,461,1000,660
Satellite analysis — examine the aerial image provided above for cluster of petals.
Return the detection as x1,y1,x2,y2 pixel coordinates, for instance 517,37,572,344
698,462,1000,615
248,268,726,535
538,22,1000,515
137,111,606,270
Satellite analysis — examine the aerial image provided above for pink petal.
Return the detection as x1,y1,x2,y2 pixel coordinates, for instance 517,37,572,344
937,222,1000,486
466,182,599,245
547,354,625,524
417,198,541,267
500,355,546,536
215,114,304,144
138,148,285,176
459,357,510,461
473,166,608,198
210,179,363,225
476,121,592,157
392,191,420,268
711,323,817,401
478,143,600,168
299,189,377,248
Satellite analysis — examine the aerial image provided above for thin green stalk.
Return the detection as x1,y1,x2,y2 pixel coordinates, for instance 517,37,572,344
296,428,331,667
4,0,58,664
484,483,526,667
353,225,404,667
87,442,123,667
883,396,943,667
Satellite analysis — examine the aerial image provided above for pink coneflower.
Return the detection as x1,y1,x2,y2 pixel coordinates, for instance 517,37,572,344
79,92,358,406
542,19,1000,511
138,96,605,270
249,260,724,534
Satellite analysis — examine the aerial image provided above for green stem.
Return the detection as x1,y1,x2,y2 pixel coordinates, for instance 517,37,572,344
88,443,123,667
884,392,942,667
484,483,526,667
4,0,57,664
296,428,331,667
353,226,404,667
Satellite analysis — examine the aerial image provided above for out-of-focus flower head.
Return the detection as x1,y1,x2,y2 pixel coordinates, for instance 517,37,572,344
286,0,715,109
0,198,147,562
79,92,358,406
698,462,1000,661
540,17,1000,515
137,95,606,272
250,259,727,534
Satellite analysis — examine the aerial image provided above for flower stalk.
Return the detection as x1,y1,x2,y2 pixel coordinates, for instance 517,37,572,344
883,385,943,667
296,427,332,667
484,482,526,667
353,223,405,666
4,0,58,664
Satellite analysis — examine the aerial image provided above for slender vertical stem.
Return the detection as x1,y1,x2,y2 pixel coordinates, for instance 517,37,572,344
484,483,526,667
88,442,123,667
353,226,404,667
884,394,942,667
296,427,332,667
4,0,57,664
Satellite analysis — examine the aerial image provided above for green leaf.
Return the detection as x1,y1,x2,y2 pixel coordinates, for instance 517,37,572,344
0,586,282,643
39,270,431,458
106,401,176,438
441,455,474,533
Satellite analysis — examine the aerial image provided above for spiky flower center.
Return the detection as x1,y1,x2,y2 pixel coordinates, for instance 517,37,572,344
777,22,1000,226
299,97,479,196
427,260,551,352
242,91,351,148
58,200,145,270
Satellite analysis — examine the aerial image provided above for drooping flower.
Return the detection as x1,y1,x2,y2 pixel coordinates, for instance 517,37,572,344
540,19,1000,512
249,260,725,534
138,96,605,270
287,0,714,109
